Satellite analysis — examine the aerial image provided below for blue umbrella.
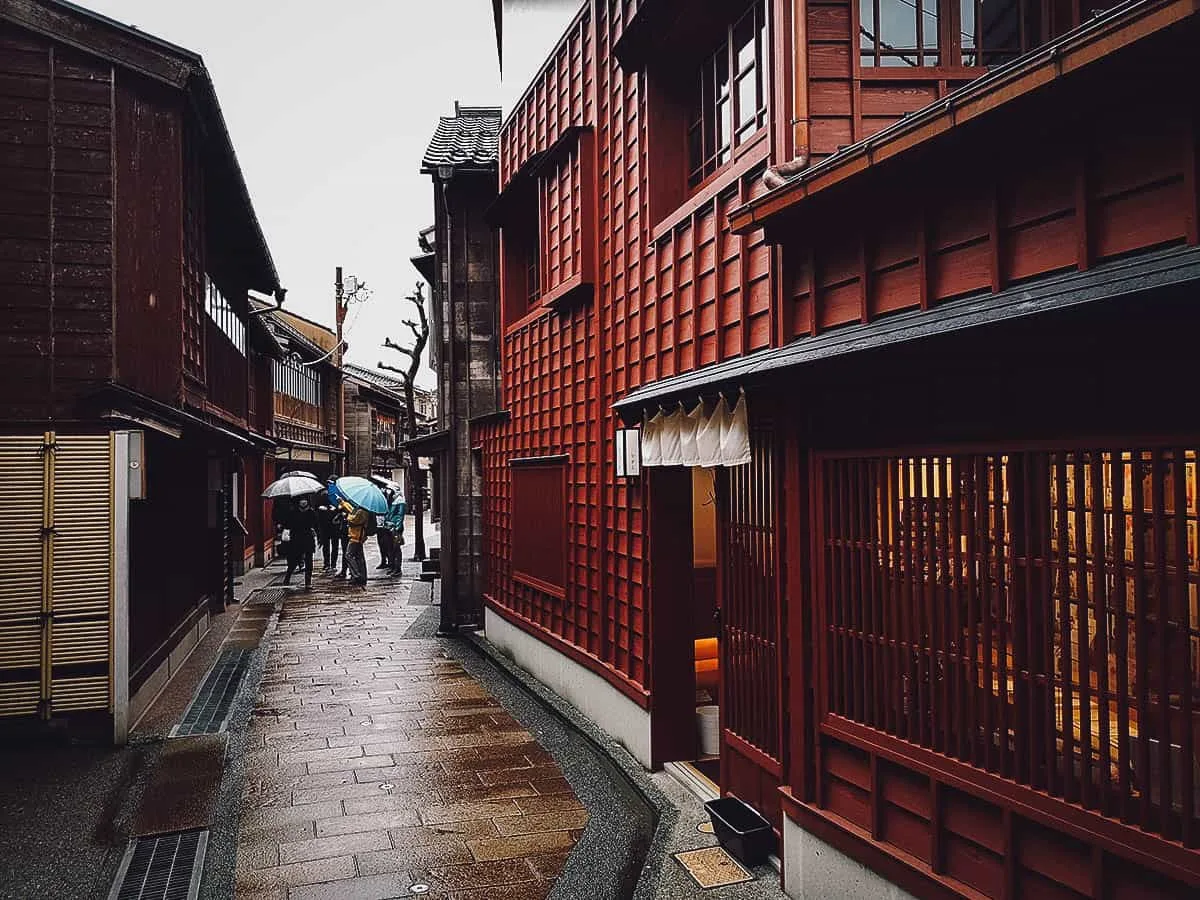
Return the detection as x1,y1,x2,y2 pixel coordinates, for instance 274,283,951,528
334,476,389,514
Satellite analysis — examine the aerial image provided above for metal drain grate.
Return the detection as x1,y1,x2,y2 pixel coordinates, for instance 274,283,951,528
108,829,207,900
245,587,288,605
170,648,250,737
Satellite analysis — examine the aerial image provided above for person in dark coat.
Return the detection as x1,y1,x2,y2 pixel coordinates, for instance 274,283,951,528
282,496,318,588
316,493,339,573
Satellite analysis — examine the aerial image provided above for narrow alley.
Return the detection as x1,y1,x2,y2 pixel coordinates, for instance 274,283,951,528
234,546,586,899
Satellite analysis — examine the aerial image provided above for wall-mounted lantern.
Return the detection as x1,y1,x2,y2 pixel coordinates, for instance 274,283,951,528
615,427,641,478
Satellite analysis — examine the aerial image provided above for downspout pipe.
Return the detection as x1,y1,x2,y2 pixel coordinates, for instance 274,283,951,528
763,0,810,189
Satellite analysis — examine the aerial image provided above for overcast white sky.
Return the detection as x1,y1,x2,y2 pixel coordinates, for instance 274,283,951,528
81,0,579,388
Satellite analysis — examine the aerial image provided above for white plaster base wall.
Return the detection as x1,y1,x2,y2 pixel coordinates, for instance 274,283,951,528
484,608,652,768
783,814,917,900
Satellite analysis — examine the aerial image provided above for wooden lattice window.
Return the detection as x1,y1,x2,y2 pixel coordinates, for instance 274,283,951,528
182,128,205,381
510,457,567,597
687,1,768,189
819,448,1200,845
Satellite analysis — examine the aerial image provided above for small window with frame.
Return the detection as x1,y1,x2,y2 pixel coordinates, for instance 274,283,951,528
687,0,768,190
859,0,941,68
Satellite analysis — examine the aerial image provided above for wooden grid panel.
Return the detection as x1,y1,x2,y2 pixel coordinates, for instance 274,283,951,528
721,426,783,761
537,132,595,300
499,7,592,188
818,448,1200,848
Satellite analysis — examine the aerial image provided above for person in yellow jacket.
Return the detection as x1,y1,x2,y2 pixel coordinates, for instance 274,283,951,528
340,499,369,586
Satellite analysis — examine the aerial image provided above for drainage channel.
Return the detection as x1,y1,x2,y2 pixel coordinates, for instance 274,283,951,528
107,829,208,900
169,647,251,737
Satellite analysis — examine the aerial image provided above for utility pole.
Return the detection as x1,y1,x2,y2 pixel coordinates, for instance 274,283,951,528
334,266,346,472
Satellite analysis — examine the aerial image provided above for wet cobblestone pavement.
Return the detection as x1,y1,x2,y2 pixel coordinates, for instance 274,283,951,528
235,546,586,899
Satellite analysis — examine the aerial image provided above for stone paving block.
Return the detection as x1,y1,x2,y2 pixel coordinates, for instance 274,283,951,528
305,753,394,774
314,808,422,836
466,831,576,863
513,794,587,815
435,781,539,804
240,800,344,830
342,792,443,816
355,839,474,875
289,871,413,900
426,857,538,891
277,829,392,865
493,809,589,836
450,880,551,900
419,800,523,825
235,855,357,892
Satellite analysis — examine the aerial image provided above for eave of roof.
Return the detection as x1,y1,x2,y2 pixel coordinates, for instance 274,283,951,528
728,0,1198,235
612,245,1200,421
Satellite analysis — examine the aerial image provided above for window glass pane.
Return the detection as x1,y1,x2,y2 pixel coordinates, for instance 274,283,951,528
879,0,917,52
715,97,730,162
715,44,730,99
921,0,939,51
978,0,1022,66
734,12,755,73
961,0,978,63
861,0,877,63
737,73,756,132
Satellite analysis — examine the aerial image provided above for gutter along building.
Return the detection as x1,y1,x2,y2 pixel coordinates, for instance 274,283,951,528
470,0,1200,896
0,0,283,741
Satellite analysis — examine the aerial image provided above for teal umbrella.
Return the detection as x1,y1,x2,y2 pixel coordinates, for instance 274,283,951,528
334,476,389,514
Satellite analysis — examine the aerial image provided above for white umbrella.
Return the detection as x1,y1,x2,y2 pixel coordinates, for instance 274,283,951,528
262,475,323,498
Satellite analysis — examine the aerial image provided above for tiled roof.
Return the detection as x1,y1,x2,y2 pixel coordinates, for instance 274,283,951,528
343,363,406,396
421,103,501,172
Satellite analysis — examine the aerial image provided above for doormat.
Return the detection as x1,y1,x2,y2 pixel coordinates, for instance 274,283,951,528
673,846,753,889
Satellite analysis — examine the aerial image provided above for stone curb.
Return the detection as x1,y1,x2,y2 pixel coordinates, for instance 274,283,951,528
457,630,681,900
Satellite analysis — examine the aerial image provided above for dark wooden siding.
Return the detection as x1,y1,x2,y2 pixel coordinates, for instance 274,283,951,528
0,24,113,420
113,72,184,404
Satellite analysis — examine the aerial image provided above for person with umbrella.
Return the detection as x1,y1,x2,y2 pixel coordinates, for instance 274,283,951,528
262,472,324,588
282,497,318,588
332,477,389,587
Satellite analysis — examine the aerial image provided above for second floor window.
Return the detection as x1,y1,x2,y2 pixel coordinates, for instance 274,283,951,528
960,0,1026,67
860,0,1039,69
205,277,246,356
687,1,768,189
859,0,940,67
274,355,320,407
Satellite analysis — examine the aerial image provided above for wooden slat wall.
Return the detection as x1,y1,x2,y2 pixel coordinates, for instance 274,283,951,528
785,59,1197,342
114,71,184,405
0,24,114,420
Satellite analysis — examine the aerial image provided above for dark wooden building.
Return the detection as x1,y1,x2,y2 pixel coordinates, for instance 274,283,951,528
474,0,1200,896
0,0,282,740
343,363,408,483
411,103,502,628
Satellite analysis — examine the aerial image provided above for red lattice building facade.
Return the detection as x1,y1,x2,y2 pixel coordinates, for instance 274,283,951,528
474,0,1200,896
